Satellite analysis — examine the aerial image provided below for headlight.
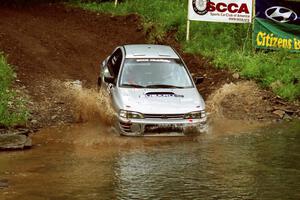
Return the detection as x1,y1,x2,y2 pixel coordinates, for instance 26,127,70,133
184,111,206,119
119,110,144,119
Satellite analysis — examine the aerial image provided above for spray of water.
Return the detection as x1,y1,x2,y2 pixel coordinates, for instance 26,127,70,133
205,81,266,135
53,80,115,126
49,79,266,138
206,81,260,118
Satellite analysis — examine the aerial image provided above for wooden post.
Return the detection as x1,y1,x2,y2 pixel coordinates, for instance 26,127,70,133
243,0,256,53
252,0,256,53
186,20,190,41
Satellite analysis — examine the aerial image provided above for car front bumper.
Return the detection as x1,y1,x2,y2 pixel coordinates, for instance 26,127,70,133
117,117,207,136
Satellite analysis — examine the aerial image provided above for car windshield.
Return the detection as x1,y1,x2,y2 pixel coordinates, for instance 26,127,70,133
120,58,193,88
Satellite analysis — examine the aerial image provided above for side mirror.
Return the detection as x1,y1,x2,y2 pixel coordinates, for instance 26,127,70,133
194,77,204,85
104,76,115,85
102,56,109,67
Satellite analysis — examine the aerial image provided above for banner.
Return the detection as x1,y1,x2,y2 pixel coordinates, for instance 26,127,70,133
188,0,253,23
253,0,300,51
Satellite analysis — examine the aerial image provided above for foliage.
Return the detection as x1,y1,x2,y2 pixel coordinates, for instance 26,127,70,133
72,0,300,100
0,53,29,127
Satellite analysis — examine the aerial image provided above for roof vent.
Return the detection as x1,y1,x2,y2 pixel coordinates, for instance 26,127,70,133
145,92,184,98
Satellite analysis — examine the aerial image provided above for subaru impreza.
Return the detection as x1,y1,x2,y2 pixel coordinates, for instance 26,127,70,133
98,44,207,136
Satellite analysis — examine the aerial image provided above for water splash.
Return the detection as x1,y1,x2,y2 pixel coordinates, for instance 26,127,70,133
51,80,267,137
206,81,264,118
205,81,267,135
54,80,115,125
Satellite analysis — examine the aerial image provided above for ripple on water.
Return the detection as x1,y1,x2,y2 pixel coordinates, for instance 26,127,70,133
0,121,299,200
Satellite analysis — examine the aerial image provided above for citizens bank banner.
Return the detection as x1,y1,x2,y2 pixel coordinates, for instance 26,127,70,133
188,0,253,23
253,0,300,51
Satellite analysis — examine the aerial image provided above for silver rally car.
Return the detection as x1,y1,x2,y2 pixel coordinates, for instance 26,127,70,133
98,44,207,136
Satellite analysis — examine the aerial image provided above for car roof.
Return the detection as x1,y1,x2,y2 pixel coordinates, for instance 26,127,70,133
123,44,179,59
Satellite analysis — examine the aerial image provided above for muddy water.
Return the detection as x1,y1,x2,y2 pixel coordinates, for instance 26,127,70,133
1,121,300,200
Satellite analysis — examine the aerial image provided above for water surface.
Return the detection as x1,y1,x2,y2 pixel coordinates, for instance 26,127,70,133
0,121,299,200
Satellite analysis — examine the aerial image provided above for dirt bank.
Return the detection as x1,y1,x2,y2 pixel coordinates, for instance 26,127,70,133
0,4,299,131
0,4,145,128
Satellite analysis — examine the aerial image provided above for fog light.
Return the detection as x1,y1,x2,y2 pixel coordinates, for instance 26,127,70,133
184,110,206,119
131,124,141,133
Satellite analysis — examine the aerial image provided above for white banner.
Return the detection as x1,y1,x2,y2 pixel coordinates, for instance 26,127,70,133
188,0,253,23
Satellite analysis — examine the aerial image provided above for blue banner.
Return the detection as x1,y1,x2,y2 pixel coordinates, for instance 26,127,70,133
256,0,300,25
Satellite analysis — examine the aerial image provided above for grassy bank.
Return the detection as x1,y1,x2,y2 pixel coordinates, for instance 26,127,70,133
0,53,28,127
71,0,300,100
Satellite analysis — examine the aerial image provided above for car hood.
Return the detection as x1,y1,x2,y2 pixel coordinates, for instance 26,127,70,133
115,88,205,114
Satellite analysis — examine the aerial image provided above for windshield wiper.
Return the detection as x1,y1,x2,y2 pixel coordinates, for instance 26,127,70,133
145,84,184,89
121,83,145,88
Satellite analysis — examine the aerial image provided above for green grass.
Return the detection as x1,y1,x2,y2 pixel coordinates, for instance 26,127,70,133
71,0,300,100
0,53,29,127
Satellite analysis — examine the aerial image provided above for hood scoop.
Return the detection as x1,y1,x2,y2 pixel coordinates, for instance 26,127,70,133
145,92,184,98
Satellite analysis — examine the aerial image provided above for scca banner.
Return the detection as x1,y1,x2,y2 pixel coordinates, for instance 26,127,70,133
253,0,300,51
188,0,253,23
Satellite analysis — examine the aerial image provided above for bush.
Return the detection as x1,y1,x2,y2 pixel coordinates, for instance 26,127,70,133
0,53,29,127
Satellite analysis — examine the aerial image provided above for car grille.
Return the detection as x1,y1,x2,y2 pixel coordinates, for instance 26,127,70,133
144,114,184,119
144,124,183,134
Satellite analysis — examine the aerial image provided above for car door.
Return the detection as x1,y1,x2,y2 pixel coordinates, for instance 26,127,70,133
106,48,123,80
101,47,123,92
105,47,124,112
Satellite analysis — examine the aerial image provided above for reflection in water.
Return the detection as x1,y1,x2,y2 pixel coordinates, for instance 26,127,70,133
0,121,299,200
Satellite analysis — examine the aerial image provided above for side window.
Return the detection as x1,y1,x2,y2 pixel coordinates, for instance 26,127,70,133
107,48,123,78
